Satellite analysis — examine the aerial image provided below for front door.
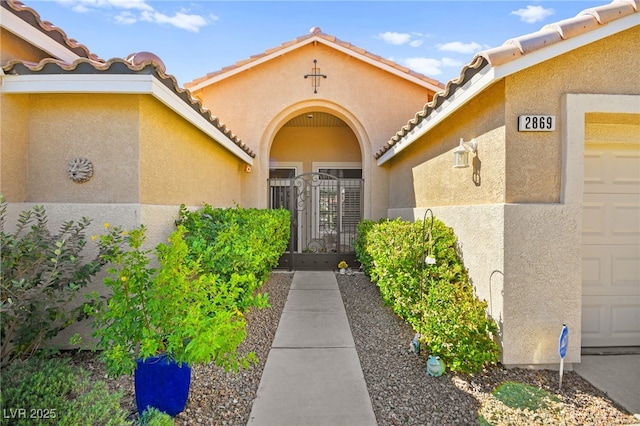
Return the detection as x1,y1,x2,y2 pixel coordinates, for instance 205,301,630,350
269,171,363,270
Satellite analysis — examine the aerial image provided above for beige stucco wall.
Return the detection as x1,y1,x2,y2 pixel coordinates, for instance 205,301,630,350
271,125,361,173
385,28,639,366
138,96,244,206
387,81,507,209
1,92,245,207
504,26,640,203
191,41,436,219
0,27,49,66
23,94,140,202
0,93,29,200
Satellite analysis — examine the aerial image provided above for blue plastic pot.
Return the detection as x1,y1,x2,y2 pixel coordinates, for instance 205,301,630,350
134,354,191,417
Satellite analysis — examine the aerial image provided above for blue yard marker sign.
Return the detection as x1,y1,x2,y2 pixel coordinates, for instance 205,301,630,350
558,324,569,390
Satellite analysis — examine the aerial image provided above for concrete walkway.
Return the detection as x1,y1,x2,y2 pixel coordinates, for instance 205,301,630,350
574,354,640,416
247,271,377,426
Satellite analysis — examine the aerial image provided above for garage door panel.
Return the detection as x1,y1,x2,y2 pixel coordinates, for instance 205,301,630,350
582,142,640,347
612,254,640,291
582,245,639,295
611,151,640,189
612,302,640,335
582,194,640,244
584,147,640,194
582,296,640,347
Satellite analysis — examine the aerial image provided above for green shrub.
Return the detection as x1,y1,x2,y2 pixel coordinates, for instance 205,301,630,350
176,204,290,311
138,407,174,426
0,197,103,364
354,219,376,275
0,356,129,426
355,217,499,373
92,225,253,378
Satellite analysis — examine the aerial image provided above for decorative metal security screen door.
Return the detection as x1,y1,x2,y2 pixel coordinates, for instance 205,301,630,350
268,171,363,270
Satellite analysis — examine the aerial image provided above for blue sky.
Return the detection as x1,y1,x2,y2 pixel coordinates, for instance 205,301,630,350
25,1,604,86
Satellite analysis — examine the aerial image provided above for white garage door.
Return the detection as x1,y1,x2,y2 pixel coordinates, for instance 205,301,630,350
582,143,640,347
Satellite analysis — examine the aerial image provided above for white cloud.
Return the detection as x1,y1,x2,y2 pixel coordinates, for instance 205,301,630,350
511,5,555,24
140,10,208,32
403,57,442,76
441,57,463,67
436,41,483,54
378,31,426,47
114,11,137,25
58,0,153,12
379,31,412,45
56,0,209,32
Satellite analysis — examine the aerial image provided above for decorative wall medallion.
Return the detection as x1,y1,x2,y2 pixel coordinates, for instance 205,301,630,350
67,157,93,183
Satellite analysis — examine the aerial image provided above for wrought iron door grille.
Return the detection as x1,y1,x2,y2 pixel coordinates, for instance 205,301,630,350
268,172,363,269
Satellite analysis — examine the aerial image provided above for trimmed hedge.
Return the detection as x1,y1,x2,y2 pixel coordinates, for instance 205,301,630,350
176,204,290,311
355,217,499,373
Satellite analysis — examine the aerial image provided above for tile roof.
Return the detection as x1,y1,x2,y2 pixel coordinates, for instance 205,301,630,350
185,26,445,91
374,0,639,160
1,0,101,62
1,0,254,159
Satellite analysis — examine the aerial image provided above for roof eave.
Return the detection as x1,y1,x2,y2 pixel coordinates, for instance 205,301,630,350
377,65,495,166
1,7,82,63
1,73,254,164
377,11,639,165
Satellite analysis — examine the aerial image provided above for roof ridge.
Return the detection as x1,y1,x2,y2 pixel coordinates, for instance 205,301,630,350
477,0,638,66
184,27,445,89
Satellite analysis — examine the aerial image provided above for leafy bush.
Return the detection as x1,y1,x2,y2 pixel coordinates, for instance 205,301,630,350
138,407,174,426
0,197,103,364
0,356,129,426
176,204,290,311
92,225,253,378
356,217,499,373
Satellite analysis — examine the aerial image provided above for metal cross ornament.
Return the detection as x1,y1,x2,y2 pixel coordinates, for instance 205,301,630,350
304,59,327,94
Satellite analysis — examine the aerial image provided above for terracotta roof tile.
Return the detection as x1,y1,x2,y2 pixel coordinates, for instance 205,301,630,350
543,14,601,39
2,0,103,62
185,27,444,90
2,56,255,158
584,0,637,23
375,0,639,160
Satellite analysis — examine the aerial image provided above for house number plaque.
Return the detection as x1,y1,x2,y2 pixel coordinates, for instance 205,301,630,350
518,115,555,132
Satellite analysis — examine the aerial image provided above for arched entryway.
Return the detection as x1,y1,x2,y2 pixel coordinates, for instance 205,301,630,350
268,111,363,270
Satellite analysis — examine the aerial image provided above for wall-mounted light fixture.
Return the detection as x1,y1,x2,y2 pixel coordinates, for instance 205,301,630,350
453,138,478,168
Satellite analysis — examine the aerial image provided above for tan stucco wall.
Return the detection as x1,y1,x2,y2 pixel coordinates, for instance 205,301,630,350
387,81,507,209
191,41,435,219
385,28,639,366
4,94,140,203
271,126,361,173
138,96,244,206
0,27,49,66
504,26,640,203
0,93,29,200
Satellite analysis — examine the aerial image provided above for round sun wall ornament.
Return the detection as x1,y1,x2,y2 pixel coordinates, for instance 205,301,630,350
67,157,93,183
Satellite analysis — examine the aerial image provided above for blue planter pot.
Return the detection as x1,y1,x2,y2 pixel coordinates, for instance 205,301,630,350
134,354,191,417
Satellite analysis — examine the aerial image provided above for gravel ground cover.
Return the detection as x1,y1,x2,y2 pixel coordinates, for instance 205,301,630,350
337,272,638,426
68,270,638,425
